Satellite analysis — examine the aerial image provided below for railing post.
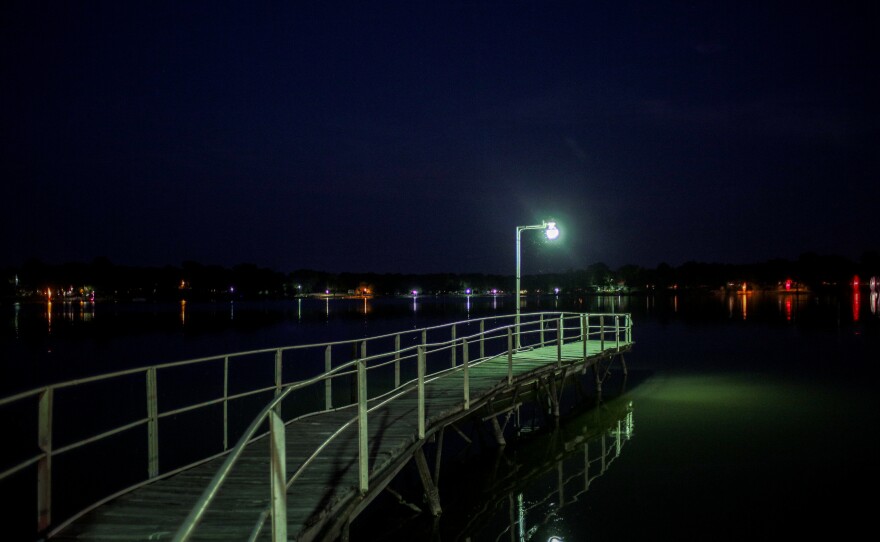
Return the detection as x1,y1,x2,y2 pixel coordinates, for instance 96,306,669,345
325,346,332,410
357,358,369,493
269,410,287,541
37,388,53,533
600,315,606,351
581,314,588,359
394,334,401,388
615,315,620,349
539,313,545,347
274,348,283,404
557,315,563,367
559,314,565,345
515,311,521,350
146,367,159,479
223,356,229,450
448,324,455,367
479,320,485,359
418,345,426,439
359,340,367,407
507,327,513,385
627,314,633,343
462,338,470,410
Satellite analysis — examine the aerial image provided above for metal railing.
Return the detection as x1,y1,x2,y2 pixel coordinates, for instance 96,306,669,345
0,311,633,540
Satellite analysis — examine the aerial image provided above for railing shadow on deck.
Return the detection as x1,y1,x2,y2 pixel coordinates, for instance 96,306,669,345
0,310,633,541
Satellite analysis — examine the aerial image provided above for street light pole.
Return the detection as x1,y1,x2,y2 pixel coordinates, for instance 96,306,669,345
515,220,559,348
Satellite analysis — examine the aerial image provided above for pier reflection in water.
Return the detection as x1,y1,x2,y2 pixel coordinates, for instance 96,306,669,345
496,401,634,542
350,370,637,542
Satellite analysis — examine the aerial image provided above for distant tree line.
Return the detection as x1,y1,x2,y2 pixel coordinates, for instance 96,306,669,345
2,251,878,303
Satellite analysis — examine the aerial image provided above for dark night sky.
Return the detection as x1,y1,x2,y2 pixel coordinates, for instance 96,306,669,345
3,1,878,275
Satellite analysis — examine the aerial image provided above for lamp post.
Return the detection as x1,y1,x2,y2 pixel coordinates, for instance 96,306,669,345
515,220,559,348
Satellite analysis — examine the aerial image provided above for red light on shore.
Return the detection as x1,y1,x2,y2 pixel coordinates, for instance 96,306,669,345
853,275,860,288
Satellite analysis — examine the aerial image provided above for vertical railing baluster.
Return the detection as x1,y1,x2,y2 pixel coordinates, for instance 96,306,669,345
146,367,159,478
37,388,53,533
540,313,545,347
627,314,633,343
557,315,563,367
479,320,485,359
325,346,332,410
223,356,229,450
600,315,605,351
581,314,587,359
418,345,426,439
450,324,456,367
394,334,401,388
269,410,287,541
615,315,620,349
360,340,367,407
462,338,470,410
274,348,283,411
507,327,513,385
357,358,369,493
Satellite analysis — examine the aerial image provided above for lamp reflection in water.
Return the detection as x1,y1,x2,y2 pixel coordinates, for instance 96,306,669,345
443,399,634,542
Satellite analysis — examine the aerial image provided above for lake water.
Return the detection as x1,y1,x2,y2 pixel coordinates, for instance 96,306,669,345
2,290,879,541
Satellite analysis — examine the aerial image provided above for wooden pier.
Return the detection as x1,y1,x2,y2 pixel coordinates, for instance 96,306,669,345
1,312,632,542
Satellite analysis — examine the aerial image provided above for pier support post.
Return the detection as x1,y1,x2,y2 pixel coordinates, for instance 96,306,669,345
414,447,442,517
548,375,560,418
433,426,445,490
485,401,507,446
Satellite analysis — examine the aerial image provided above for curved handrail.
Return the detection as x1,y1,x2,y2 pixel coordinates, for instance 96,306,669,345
174,312,633,541
0,310,633,540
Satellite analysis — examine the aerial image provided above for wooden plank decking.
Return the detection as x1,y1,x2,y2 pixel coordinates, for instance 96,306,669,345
51,338,632,542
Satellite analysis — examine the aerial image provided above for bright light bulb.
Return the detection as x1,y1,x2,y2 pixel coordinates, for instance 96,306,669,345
545,221,559,240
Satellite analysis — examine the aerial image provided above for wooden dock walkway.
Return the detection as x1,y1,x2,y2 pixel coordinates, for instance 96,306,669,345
52,339,631,542
0,311,632,542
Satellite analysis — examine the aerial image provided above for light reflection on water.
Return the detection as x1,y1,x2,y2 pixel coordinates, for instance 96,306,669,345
1,291,878,392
